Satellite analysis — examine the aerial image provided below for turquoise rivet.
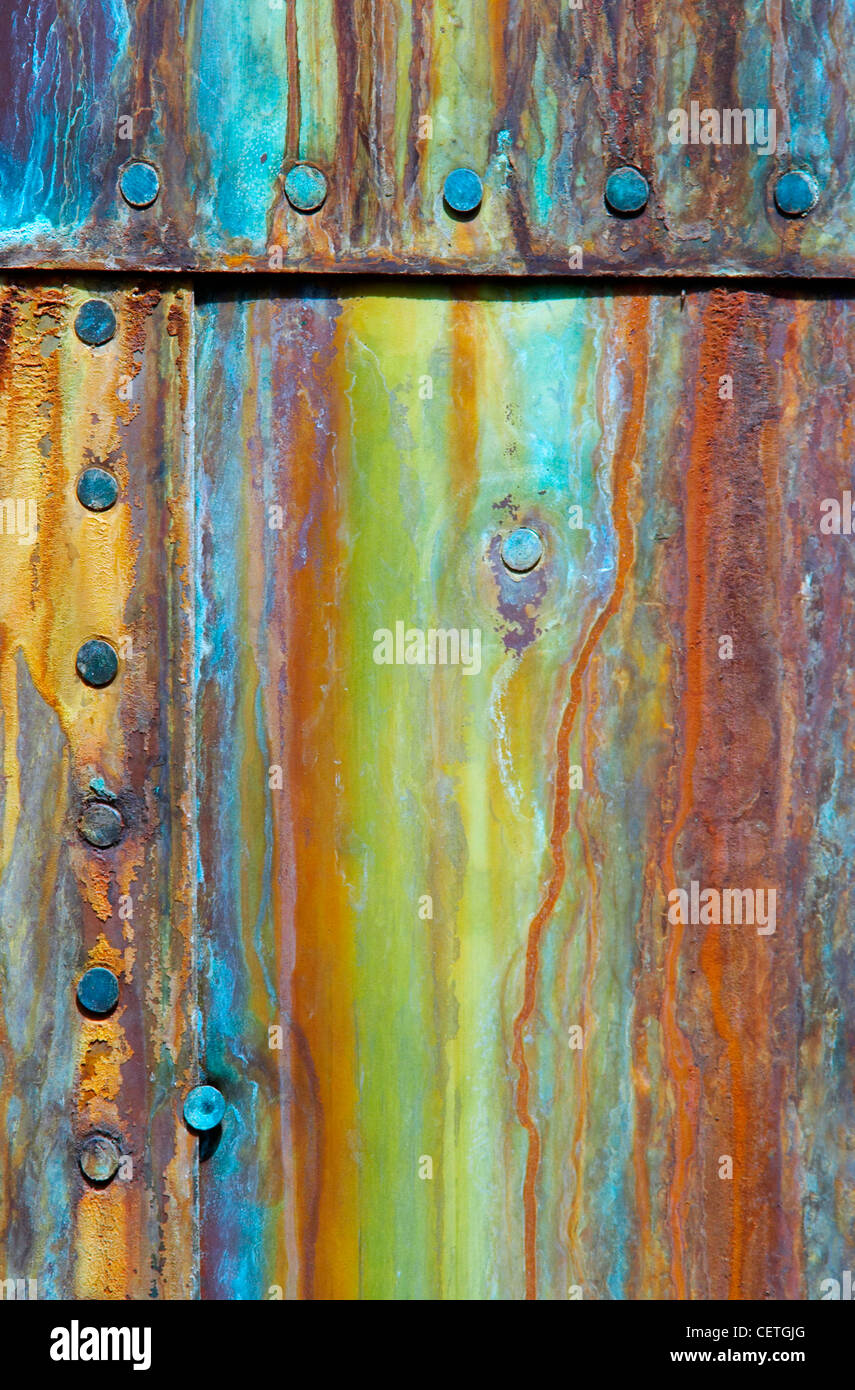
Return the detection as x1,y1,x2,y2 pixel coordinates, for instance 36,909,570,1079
120,160,160,209
284,163,328,213
77,967,120,1016
183,1084,226,1132
76,639,118,688
443,167,483,215
74,300,116,347
604,166,650,216
501,526,544,574
773,169,819,217
77,467,119,513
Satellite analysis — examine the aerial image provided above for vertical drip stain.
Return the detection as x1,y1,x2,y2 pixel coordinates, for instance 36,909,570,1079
285,0,302,162
566,657,604,1282
402,0,434,204
698,847,748,1297
660,289,747,1299
449,291,480,523
512,297,650,1300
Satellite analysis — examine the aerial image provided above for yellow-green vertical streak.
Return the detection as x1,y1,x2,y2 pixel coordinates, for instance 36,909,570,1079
334,288,611,1296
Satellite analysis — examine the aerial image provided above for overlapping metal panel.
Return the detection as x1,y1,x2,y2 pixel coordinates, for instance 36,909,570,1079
0,280,197,1298
0,1,853,275
191,284,854,1299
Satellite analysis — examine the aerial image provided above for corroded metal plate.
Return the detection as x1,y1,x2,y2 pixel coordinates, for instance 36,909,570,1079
194,284,855,1299
0,281,196,1298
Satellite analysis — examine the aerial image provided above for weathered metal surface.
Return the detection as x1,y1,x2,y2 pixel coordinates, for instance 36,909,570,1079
0,280,197,1297
4,272,854,1301
194,283,855,1299
2,1,855,276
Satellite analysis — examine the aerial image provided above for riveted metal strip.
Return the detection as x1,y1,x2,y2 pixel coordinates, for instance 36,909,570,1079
0,1,853,276
0,280,197,1298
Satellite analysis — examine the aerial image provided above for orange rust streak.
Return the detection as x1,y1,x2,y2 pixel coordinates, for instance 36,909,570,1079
660,291,745,1299
566,658,603,1277
694,296,762,1300
449,293,481,521
287,307,359,1300
512,298,649,1300
489,0,510,93
628,932,656,1293
659,749,702,1296
698,901,747,1297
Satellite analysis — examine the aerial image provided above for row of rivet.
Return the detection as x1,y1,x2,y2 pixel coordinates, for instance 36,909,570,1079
114,156,820,223
73,302,225,1183
278,161,821,220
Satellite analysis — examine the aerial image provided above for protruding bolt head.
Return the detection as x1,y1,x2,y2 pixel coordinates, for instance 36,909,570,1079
120,160,160,208
77,467,119,513
501,526,544,574
76,639,118,688
773,169,819,217
284,163,328,213
183,1084,226,1132
74,300,116,347
78,801,124,849
604,166,650,216
76,966,120,1016
79,1134,121,1184
443,167,483,216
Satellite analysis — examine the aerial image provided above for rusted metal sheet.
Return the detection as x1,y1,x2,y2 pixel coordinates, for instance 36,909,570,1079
1,1,853,276
0,280,197,1298
2,275,854,1303
193,283,855,1299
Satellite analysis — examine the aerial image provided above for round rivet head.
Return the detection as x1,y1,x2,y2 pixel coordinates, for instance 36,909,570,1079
183,1084,226,1132
773,169,819,217
501,526,544,574
604,166,650,216
119,159,160,208
79,1134,121,1184
77,467,119,513
78,801,124,849
76,638,118,688
74,300,116,347
443,167,483,215
284,163,328,213
76,966,120,1016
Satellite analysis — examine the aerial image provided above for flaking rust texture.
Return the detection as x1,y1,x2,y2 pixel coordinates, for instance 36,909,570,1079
1,0,854,275
0,281,197,1297
194,283,854,1300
